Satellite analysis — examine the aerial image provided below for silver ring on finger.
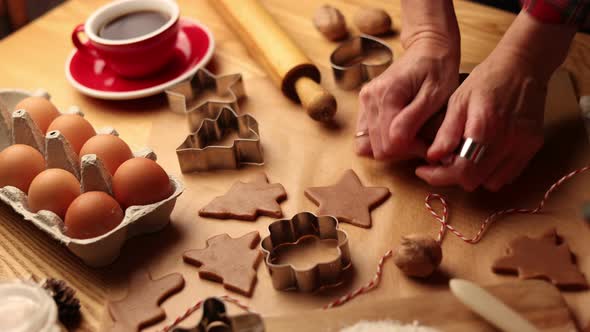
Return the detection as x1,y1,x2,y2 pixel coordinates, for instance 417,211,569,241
458,137,487,164
355,130,369,138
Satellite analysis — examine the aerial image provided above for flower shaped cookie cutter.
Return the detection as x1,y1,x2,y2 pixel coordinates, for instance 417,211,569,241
165,68,246,132
260,212,352,292
176,106,263,173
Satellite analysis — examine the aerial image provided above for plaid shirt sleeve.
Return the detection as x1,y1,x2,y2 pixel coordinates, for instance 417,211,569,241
521,0,590,25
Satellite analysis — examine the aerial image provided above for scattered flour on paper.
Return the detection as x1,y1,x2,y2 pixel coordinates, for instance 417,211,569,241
340,320,441,332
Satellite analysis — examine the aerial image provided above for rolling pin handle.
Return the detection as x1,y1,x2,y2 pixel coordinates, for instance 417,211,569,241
294,77,337,122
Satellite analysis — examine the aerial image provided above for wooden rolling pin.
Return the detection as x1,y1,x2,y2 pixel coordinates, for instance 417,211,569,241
210,0,337,122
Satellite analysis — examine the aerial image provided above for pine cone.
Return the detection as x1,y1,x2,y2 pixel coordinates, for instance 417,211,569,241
42,278,81,327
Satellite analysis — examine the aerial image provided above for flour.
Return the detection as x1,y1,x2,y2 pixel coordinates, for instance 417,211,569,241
340,320,441,332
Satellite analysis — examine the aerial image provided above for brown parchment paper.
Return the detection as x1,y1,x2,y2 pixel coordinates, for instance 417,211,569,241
103,66,590,331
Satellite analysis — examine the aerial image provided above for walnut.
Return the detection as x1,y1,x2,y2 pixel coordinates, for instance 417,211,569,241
313,5,348,41
393,234,442,278
353,8,392,36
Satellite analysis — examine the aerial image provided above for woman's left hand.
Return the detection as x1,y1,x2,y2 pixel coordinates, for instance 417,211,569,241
415,49,547,192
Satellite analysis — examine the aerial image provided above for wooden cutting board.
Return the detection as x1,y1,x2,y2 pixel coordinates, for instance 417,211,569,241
264,280,576,332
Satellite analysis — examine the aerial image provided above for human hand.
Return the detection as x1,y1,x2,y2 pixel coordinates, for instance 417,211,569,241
415,10,577,192
355,0,460,161
416,50,547,191
356,40,460,160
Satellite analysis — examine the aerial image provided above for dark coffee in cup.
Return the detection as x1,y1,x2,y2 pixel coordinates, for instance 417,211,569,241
98,10,169,40
71,0,180,78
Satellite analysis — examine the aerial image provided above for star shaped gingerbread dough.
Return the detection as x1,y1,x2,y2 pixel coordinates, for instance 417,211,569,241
305,169,391,228
183,231,263,297
492,229,587,289
199,173,287,221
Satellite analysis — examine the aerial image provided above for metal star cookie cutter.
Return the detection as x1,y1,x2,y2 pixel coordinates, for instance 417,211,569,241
176,106,264,173
172,298,264,332
330,35,393,90
260,212,352,292
166,68,246,132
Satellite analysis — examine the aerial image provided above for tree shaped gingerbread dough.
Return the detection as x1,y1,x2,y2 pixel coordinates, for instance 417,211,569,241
108,270,185,332
492,229,587,289
305,169,390,228
183,231,262,297
199,173,287,221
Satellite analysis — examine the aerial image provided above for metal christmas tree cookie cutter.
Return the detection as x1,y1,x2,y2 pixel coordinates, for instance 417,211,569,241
165,68,246,132
176,106,264,173
330,35,393,90
260,212,352,292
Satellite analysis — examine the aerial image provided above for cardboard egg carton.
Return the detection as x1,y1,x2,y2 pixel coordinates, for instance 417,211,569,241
0,89,183,267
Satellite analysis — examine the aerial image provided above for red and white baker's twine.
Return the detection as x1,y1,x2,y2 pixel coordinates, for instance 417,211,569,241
427,164,590,244
164,165,590,327
323,249,393,309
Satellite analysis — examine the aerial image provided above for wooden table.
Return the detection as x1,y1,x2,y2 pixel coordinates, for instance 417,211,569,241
1,1,590,331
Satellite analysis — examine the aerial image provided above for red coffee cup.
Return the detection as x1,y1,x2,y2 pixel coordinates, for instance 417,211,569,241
71,0,180,78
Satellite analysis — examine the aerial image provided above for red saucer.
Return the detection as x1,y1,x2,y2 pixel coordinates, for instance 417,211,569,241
65,18,214,100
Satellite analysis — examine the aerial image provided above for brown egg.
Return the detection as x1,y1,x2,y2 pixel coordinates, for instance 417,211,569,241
113,158,172,208
0,144,45,192
14,97,60,134
79,134,133,175
47,114,96,154
28,169,80,219
64,191,124,239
